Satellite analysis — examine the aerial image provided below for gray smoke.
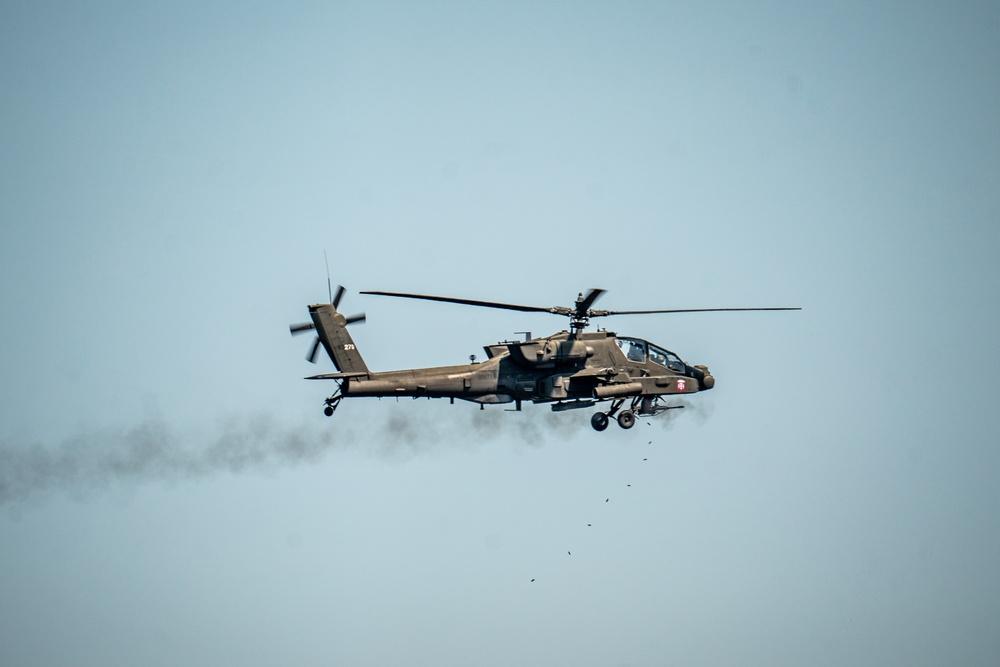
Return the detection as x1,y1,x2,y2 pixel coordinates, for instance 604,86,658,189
0,413,337,506
0,406,563,506
0,397,705,507
469,407,586,447
363,401,589,456
655,399,715,429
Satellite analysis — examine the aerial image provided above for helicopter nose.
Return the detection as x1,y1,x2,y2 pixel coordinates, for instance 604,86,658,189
692,364,715,390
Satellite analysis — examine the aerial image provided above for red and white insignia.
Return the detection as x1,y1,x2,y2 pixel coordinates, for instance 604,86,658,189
676,379,686,391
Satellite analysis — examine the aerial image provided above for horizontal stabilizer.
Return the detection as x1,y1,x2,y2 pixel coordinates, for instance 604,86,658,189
306,371,369,380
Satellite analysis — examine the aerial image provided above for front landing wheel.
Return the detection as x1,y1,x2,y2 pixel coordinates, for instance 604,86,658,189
617,410,636,429
591,412,609,431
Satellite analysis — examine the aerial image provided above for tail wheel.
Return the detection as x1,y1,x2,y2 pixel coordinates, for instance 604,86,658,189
591,412,610,431
617,410,636,429
323,392,342,417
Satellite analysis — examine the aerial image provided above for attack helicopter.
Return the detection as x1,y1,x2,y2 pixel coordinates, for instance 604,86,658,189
289,286,799,431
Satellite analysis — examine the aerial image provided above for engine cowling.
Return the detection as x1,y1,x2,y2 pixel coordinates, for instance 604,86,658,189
508,339,594,368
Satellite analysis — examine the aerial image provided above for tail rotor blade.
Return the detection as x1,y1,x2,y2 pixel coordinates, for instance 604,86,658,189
306,336,322,364
345,312,366,325
290,322,316,335
332,285,346,309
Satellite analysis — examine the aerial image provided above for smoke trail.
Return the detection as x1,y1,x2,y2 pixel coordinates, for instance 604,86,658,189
362,401,588,455
0,396,692,507
652,399,715,429
679,397,715,426
0,413,338,506
0,406,538,506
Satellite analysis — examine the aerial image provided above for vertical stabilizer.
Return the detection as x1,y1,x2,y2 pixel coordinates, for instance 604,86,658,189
308,304,369,373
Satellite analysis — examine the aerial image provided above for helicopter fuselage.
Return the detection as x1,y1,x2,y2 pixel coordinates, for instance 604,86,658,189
316,328,713,414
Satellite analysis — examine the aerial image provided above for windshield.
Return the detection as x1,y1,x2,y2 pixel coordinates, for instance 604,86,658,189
648,343,685,373
615,337,646,362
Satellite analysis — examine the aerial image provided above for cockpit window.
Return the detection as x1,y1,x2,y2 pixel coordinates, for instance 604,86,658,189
615,337,646,362
649,344,685,373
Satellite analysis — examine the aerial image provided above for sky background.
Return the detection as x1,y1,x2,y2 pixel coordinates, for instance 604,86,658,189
2,1,999,665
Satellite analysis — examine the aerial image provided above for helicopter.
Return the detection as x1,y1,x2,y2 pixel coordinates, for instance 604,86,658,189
289,286,799,431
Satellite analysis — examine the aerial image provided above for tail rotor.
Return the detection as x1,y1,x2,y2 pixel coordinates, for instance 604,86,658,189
289,284,366,364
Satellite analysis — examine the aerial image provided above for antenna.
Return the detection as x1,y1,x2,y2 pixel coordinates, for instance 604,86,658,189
324,250,332,304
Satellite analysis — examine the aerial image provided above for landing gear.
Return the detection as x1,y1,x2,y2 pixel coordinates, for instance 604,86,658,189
323,389,343,417
592,396,678,432
591,412,609,431
591,398,635,431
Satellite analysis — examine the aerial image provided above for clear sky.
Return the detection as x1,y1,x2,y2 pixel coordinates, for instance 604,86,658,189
2,1,999,665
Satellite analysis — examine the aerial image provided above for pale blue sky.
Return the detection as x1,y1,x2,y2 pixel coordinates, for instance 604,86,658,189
2,1,999,665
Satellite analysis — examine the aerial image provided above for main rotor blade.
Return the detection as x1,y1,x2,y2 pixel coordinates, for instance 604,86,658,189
290,322,316,335
306,336,322,363
344,312,366,325
577,288,606,313
596,307,802,316
361,290,561,314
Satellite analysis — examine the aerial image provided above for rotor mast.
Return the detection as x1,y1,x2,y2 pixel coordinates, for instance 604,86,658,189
569,289,606,333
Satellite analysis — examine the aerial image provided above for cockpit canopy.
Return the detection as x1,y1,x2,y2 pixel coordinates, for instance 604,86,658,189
614,337,686,373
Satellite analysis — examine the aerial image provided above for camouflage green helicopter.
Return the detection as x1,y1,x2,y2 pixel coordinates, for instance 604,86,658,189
290,286,799,431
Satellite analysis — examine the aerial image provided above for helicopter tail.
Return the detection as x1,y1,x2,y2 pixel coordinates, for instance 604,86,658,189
307,303,369,374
